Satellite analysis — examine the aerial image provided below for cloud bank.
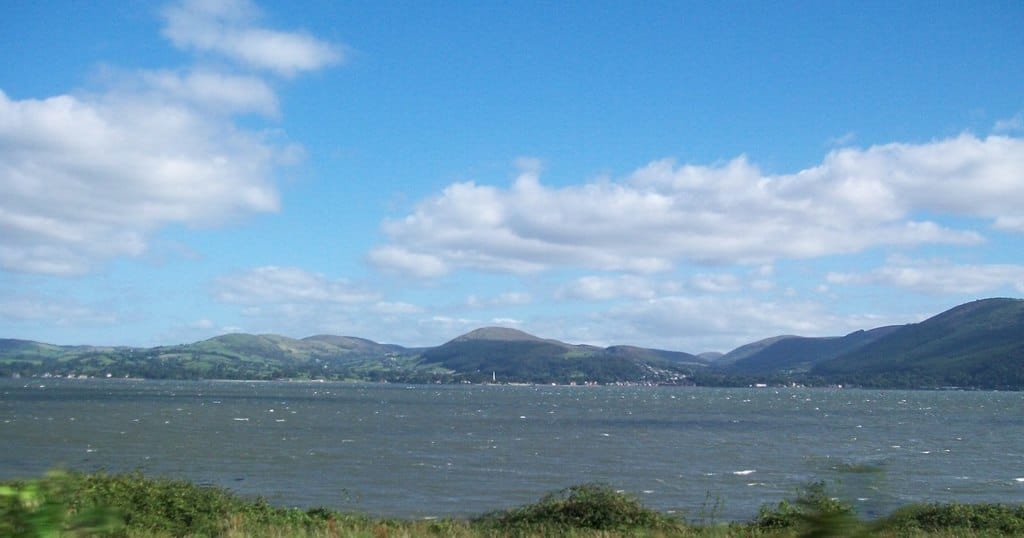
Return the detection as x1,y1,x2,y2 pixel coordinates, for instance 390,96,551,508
829,257,1024,294
370,135,1024,278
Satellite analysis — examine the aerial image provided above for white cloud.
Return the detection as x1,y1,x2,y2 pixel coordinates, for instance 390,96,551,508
0,89,280,274
188,318,216,330
373,135,1022,278
466,291,532,308
994,112,1023,133
691,273,741,293
162,0,342,77
826,131,857,146
0,295,117,326
211,274,385,340
828,257,1024,294
557,275,659,301
140,69,279,116
215,266,378,304
565,295,913,353
0,1,345,275
367,246,449,278
372,301,423,315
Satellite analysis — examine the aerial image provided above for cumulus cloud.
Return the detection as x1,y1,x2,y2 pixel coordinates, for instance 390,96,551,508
215,266,378,304
373,135,1022,278
0,0,342,275
828,257,1024,294
0,89,280,274
162,0,342,77
366,246,449,278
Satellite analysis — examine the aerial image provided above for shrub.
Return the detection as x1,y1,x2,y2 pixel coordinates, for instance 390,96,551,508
475,483,683,532
882,502,1024,534
0,470,121,537
2,471,357,537
754,481,863,536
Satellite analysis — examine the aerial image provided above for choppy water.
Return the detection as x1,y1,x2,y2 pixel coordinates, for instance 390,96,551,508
2,379,1023,521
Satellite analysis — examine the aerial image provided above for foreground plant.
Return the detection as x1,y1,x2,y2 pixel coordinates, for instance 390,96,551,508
0,471,121,537
475,483,686,534
5,472,1024,537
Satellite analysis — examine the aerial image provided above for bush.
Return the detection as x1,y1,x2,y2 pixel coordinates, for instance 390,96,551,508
0,471,121,537
475,483,683,532
882,502,1024,534
2,471,357,537
754,481,863,536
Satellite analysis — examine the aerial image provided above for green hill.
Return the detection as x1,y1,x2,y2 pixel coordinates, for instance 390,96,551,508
716,335,799,367
812,298,1024,388
722,326,899,374
419,327,699,384
0,333,438,381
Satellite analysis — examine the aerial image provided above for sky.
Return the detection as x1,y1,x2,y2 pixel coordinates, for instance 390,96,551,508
1,0,1023,354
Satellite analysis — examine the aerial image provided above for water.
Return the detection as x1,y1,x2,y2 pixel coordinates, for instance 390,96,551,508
2,379,1023,521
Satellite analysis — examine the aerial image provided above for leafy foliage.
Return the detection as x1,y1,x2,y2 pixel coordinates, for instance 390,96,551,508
475,483,684,532
0,471,121,537
754,481,857,531
6,472,1024,537
881,502,1024,534
1,471,362,537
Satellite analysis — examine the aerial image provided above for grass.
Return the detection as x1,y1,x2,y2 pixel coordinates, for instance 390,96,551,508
3,472,1024,537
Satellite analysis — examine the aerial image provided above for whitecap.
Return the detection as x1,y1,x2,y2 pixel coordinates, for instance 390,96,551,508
233,417,249,421
733,470,756,475
1015,478,1024,483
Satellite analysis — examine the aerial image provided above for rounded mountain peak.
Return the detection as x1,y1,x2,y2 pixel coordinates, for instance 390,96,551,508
452,327,543,342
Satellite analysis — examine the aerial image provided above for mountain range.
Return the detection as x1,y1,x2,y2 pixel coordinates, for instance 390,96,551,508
2,298,1022,389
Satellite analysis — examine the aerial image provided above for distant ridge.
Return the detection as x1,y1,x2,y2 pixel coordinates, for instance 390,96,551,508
721,326,900,374
718,335,798,366
420,327,700,384
2,298,1023,388
812,298,1024,388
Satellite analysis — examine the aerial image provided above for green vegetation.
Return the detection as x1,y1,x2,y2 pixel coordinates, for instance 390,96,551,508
0,335,452,384
475,483,683,533
420,338,695,385
812,298,1024,389
4,472,1024,537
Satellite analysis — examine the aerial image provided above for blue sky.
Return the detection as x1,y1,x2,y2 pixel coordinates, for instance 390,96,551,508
2,0,1023,353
